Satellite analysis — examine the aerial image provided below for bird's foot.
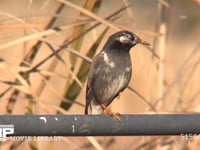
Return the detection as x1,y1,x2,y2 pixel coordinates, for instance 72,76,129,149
101,104,121,121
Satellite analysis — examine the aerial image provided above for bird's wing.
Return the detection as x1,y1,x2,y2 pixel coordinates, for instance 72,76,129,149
85,52,104,114
92,52,132,106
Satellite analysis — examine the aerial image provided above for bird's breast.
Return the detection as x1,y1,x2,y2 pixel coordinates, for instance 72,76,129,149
94,52,132,104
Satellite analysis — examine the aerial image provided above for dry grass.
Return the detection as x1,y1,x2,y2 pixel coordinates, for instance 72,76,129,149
0,0,200,150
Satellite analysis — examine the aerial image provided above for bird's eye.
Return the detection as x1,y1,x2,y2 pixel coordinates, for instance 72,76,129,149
126,33,135,41
126,33,132,39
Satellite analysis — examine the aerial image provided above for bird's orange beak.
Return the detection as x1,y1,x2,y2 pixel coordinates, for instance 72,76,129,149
140,39,150,45
138,38,160,59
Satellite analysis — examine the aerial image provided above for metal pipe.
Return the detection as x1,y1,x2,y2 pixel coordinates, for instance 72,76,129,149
0,114,199,136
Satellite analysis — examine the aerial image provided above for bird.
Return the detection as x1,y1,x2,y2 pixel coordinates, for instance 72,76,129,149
85,30,150,121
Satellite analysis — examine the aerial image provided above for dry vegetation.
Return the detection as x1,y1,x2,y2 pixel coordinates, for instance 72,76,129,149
0,0,200,150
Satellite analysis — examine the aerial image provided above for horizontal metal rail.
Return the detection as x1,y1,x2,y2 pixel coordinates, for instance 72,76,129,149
0,114,200,136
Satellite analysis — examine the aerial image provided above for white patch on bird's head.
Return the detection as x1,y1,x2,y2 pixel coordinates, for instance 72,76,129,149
117,35,131,44
116,32,135,44
114,31,140,47
103,52,115,68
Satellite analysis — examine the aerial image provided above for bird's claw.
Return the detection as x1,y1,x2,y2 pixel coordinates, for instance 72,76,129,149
101,103,121,122
111,112,121,121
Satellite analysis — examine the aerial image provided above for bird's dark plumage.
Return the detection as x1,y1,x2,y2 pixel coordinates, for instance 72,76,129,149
85,31,149,115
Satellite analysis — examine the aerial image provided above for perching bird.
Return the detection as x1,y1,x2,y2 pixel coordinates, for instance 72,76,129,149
85,31,150,120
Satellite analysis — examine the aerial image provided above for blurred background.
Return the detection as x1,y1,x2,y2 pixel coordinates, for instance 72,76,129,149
0,0,200,149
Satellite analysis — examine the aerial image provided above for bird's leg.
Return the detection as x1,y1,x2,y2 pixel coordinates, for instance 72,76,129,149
100,103,121,121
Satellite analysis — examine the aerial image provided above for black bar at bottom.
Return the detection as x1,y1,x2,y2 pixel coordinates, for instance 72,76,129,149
0,114,200,136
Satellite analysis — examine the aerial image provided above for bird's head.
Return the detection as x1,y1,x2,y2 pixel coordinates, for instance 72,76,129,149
103,31,150,52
